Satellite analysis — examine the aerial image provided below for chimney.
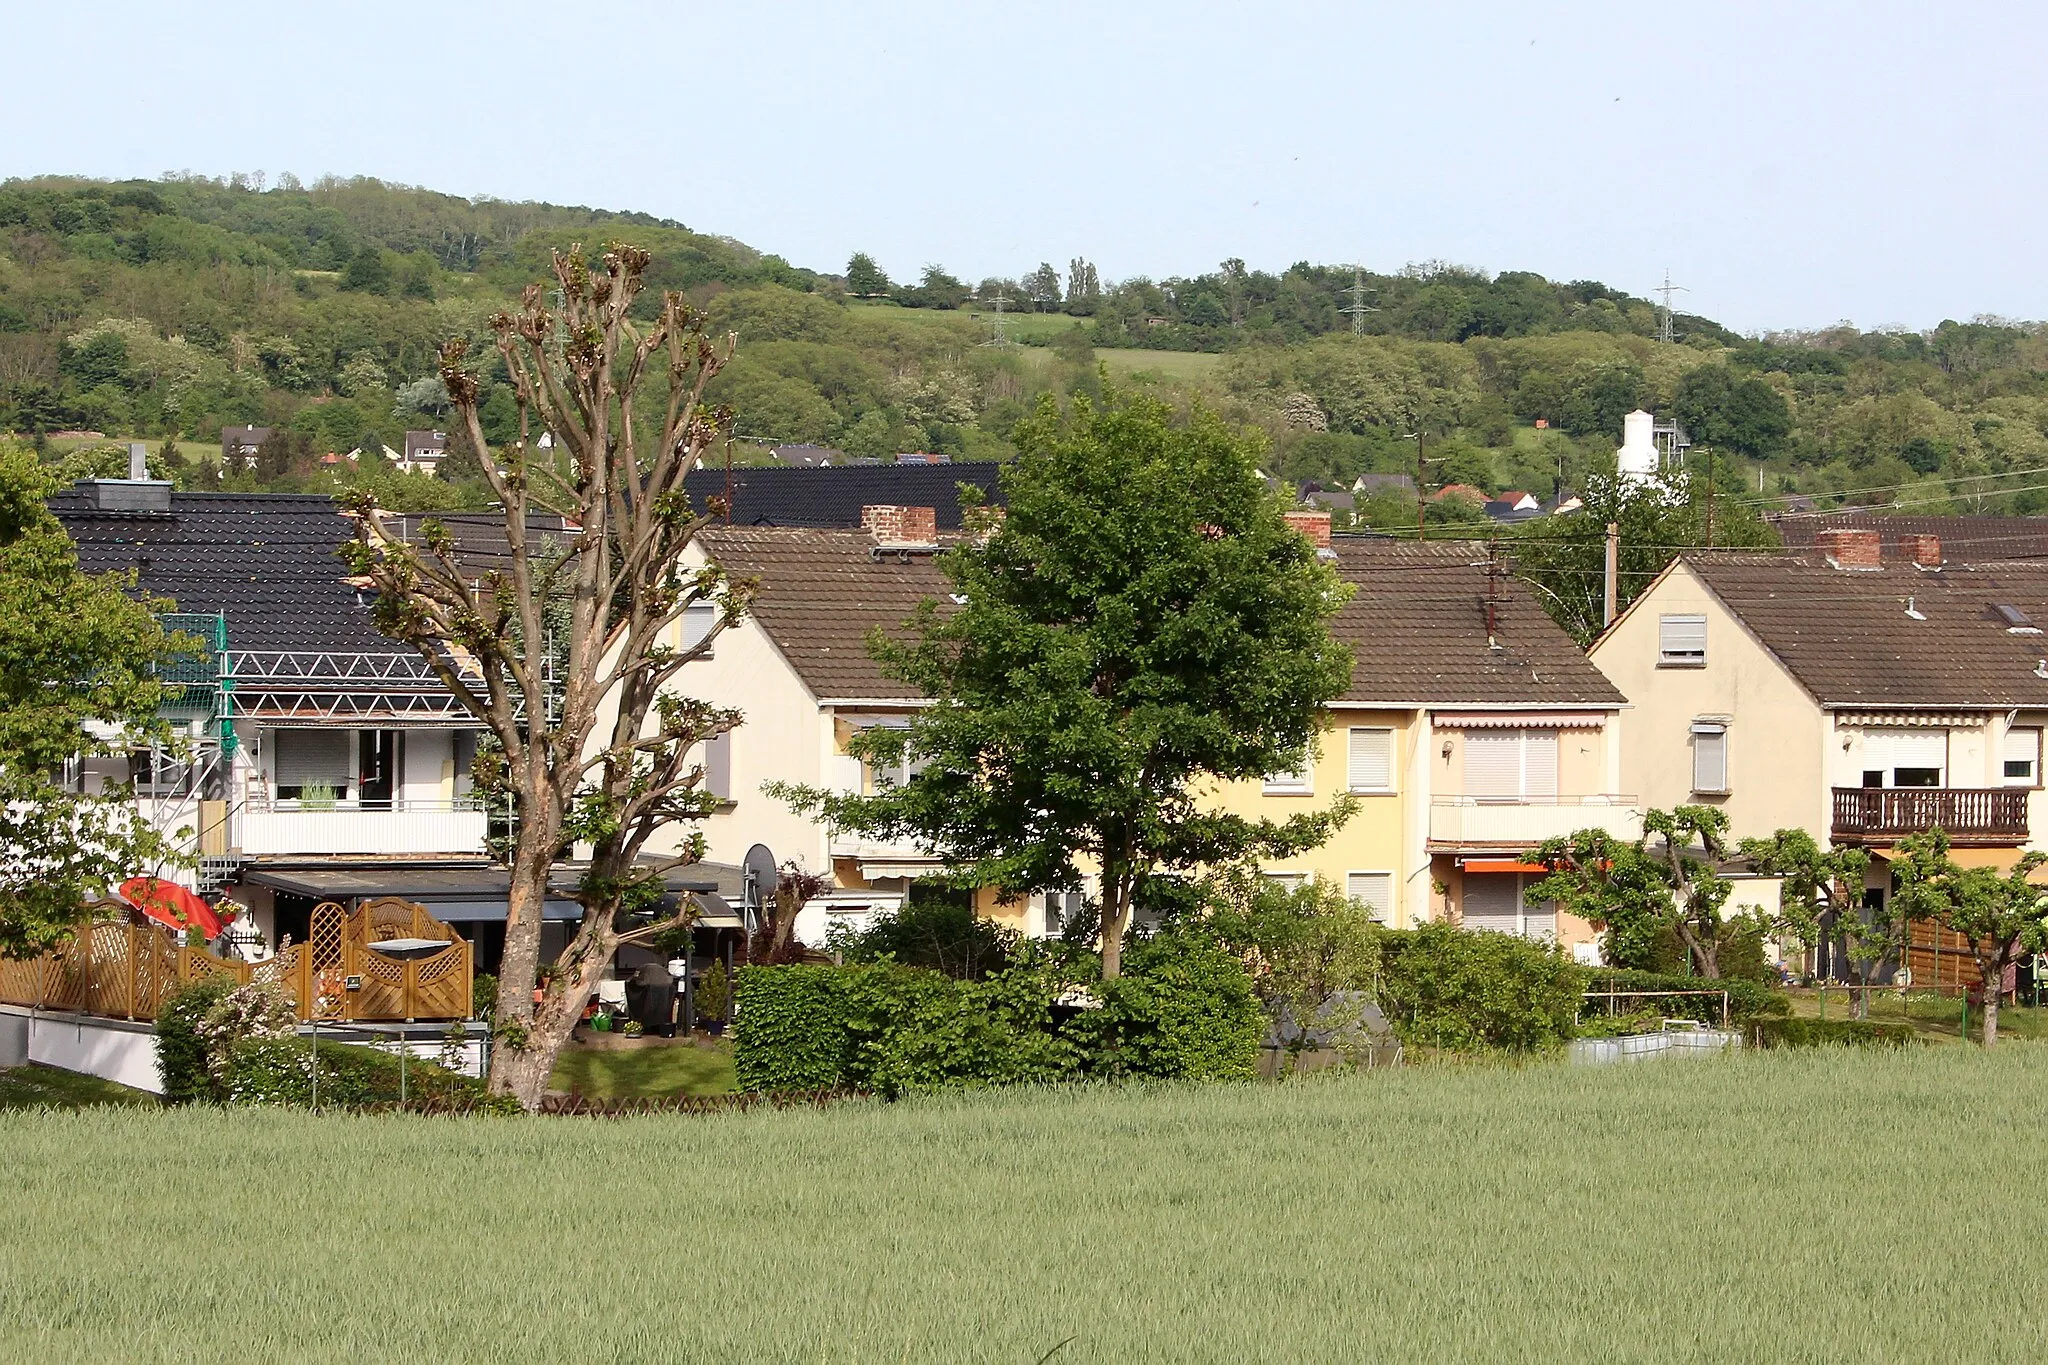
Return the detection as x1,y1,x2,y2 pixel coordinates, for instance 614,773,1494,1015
1902,532,1944,568
1816,527,1882,571
862,505,938,544
128,442,149,481
1283,510,1333,548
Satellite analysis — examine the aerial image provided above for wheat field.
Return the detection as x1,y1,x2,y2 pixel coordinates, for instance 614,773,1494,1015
3,1047,2043,1363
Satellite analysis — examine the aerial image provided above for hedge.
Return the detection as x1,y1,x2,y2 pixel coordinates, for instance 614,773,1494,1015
733,934,1260,1096
154,976,237,1103
227,1038,495,1108
1581,968,1791,1024
1745,1017,1916,1049
1378,923,1581,1053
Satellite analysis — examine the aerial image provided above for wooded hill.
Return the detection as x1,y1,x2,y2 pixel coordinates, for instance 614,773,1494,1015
4,173,2046,525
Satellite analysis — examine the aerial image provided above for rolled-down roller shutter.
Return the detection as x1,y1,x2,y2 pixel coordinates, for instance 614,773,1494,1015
273,730,350,792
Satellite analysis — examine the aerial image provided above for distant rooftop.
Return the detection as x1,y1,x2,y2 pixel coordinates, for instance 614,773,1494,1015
683,461,1004,530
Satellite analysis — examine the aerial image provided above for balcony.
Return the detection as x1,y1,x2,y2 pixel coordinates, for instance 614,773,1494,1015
1428,795,1642,851
1830,787,2028,846
237,798,489,857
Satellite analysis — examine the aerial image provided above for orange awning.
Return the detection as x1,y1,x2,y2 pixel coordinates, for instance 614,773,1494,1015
1461,859,1549,874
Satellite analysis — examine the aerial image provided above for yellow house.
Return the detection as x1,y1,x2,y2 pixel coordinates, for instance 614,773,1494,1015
1589,529,2048,971
666,513,1635,958
1207,536,1635,959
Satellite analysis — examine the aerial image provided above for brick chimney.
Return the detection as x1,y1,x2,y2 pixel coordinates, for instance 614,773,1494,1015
1901,532,1944,568
1284,510,1333,548
862,504,938,544
1816,527,1882,570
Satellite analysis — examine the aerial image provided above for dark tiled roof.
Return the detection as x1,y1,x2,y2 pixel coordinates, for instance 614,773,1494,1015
1686,552,2048,708
1328,541,1625,707
49,489,387,653
699,528,1623,709
683,462,1004,530
1769,511,2048,563
699,527,949,700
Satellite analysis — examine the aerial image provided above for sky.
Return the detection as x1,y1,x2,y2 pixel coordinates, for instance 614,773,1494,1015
7,0,2045,334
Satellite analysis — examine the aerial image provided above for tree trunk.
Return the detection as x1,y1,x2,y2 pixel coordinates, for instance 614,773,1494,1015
1978,952,2003,1047
1099,881,1128,981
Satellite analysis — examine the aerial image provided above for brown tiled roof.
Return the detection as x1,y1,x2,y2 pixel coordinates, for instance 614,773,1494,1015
1770,511,2048,563
1328,541,1625,707
701,528,1623,710
1685,552,2048,707
699,527,950,700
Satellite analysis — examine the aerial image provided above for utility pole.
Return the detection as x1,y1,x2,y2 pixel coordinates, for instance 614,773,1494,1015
1603,521,1620,628
1340,266,1379,334
1704,450,1715,549
1413,430,1428,541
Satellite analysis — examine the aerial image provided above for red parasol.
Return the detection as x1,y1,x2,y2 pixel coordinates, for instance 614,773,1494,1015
118,877,224,939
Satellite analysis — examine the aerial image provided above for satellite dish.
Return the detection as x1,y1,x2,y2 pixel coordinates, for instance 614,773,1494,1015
741,843,778,935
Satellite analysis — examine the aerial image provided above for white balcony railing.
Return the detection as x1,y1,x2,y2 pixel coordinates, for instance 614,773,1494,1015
1428,795,1641,849
238,798,488,857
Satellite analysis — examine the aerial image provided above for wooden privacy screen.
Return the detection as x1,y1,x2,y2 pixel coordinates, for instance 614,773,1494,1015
0,898,472,1023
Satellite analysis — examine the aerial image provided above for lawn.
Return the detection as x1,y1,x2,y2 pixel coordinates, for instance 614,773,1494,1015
548,1039,735,1097
5,1047,2047,1361
0,1063,156,1110
1096,348,1226,384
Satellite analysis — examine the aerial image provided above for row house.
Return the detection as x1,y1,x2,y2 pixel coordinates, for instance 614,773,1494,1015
1591,529,2048,970
667,508,1636,956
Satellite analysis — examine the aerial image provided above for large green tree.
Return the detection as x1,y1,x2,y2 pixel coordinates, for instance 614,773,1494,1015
774,391,1357,979
1739,830,1887,1015
1529,807,1740,977
0,445,179,957
845,251,891,297
1889,831,2048,1046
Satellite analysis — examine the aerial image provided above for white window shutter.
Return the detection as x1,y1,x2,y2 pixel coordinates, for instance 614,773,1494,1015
1463,731,1519,799
1462,873,1521,934
1347,872,1394,924
1692,726,1728,793
1264,746,1312,794
2004,728,2040,786
274,730,350,790
1522,730,1558,801
1347,728,1393,791
1659,614,1707,664
702,731,731,800
682,602,718,654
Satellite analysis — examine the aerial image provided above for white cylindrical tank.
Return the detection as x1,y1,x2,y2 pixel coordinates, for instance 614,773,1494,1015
1616,409,1658,481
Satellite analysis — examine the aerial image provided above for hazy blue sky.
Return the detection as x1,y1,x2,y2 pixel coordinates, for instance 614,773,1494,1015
9,0,2043,333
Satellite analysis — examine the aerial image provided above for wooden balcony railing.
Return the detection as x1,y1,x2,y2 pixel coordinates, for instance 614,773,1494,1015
1829,787,2029,845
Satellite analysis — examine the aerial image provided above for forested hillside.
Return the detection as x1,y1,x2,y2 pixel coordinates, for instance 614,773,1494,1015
4,173,2046,526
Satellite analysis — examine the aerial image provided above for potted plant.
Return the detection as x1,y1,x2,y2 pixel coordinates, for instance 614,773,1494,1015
622,1018,644,1039
696,962,730,1036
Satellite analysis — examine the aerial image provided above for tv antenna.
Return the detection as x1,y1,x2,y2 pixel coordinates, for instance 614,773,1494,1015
1339,266,1379,334
1655,271,1689,344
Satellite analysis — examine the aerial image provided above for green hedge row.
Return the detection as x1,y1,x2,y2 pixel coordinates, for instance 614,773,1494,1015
733,935,1264,1096
1745,1017,1916,1049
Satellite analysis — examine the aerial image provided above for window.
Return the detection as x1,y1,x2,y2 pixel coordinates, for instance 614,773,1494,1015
1264,746,1313,795
1346,871,1395,924
272,729,350,800
1264,871,1307,892
1690,721,1728,794
1463,729,1558,801
1658,614,1707,667
1347,727,1394,793
701,731,732,801
1461,872,1555,941
1862,728,1947,789
2005,728,2041,787
681,602,718,657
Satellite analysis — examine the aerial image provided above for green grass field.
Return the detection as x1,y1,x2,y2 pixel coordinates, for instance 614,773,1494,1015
0,1064,156,1111
1096,348,1226,384
5,1047,2046,1362
548,1039,735,1097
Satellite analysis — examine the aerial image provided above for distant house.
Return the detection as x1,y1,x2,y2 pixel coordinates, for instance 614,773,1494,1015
680,461,1004,530
1434,483,1488,507
770,443,841,467
1353,473,1417,498
1298,482,1356,513
222,425,270,468
1484,490,1543,523
393,430,448,477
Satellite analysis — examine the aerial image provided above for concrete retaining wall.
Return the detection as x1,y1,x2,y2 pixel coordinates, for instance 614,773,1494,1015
0,1007,162,1093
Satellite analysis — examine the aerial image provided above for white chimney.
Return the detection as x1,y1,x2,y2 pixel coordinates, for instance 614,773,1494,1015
1616,409,1658,483
128,442,149,481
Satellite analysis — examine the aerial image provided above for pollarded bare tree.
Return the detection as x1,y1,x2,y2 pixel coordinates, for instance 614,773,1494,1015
343,244,754,1109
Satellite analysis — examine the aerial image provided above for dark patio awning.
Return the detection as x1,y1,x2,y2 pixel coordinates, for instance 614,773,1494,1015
239,860,733,923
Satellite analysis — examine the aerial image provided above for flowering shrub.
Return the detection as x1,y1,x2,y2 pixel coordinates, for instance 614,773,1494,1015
195,981,297,1085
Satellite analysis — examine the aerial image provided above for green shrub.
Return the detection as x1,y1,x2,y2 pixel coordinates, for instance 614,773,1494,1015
1378,924,1579,1053
1079,929,1263,1081
696,961,730,1023
154,976,236,1103
829,894,1019,980
1582,968,1790,1025
1745,1017,1916,1049
733,950,1078,1097
225,1038,493,1108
